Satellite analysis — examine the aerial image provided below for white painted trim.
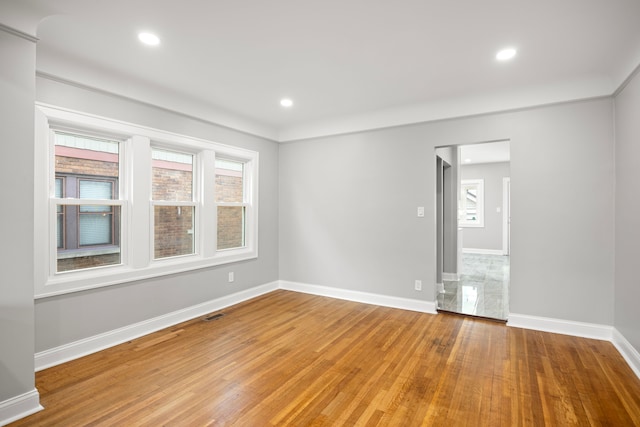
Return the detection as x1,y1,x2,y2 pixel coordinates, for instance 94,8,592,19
442,272,460,281
0,22,39,43
462,248,504,255
508,314,640,380
36,62,618,144
279,280,437,314
507,313,613,341
278,83,613,142
35,281,279,371
612,329,640,380
0,389,42,427
36,72,279,141
502,177,510,256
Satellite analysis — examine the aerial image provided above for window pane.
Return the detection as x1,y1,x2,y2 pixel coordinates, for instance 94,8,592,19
80,180,113,199
215,159,243,203
154,206,195,259
152,149,193,202
79,212,113,246
80,180,113,212
57,212,64,249
465,188,477,221
217,206,245,250
55,132,119,181
460,180,484,227
57,206,121,272
55,178,64,248
55,178,63,198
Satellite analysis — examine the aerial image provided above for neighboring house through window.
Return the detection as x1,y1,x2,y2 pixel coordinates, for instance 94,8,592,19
54,132,121,272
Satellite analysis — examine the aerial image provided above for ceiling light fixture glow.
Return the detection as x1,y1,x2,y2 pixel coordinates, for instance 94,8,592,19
465,158,472,163
280,98,293,107
138,32,160,46
496,48,517,61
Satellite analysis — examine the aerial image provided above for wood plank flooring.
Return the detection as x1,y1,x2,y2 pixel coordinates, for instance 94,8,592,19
12,290,640,426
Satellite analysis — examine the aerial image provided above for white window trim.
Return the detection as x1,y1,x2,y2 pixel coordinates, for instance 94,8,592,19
459,179,484,228
35,103,259,298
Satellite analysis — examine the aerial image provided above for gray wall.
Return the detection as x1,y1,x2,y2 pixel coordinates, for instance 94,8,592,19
461,162,510,251
0,29,36,403
34,77,280,352
614,69,640,354
279,99,615,324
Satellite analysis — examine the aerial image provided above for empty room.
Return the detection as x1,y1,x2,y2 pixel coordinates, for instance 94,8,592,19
1,1,640,425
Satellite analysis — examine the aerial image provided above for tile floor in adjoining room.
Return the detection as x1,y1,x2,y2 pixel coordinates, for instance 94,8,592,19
437,253,510,321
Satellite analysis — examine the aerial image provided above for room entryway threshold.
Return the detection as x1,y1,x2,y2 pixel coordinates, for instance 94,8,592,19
436,309,508,324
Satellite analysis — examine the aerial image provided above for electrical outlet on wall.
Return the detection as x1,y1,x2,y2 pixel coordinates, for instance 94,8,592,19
228,272,234,283
414,280,422,291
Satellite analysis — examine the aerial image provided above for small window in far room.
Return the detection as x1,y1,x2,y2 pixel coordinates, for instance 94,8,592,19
460,179,484,228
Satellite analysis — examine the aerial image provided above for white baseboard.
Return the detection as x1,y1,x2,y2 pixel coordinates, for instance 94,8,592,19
612,328,640,380
279,280,437,314
35,281,279,371
508,313,640,380
442,272,460,281
507,313,613,341
32,278,640,387
463,248,505,255
0,389,42,427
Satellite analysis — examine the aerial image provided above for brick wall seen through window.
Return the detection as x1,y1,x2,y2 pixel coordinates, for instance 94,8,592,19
55,133,121,272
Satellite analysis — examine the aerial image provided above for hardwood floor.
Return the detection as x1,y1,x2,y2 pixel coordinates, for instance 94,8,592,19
12,290,640,426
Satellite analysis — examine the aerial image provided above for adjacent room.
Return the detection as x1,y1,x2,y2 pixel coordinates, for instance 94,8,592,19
2,0,640,425
437,142,511,320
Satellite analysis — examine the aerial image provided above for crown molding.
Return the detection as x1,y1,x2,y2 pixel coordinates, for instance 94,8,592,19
0,22,38,42
36,71,279,142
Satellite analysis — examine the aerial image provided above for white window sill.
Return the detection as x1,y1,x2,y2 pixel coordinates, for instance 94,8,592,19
37,247,257,299
57,246,120,259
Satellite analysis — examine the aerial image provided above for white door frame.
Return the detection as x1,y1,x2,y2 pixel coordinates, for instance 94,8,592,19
502,177,511,255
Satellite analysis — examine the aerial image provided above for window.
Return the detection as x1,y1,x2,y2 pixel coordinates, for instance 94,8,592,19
459,179,484,227
53,132,122,272
36,104,259,297
215,159,246,250
152,148,195,259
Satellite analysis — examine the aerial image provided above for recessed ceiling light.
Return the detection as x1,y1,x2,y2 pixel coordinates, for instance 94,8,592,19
138,32,160,46
465,158,472,163
496,48,517,61
280,98,293,108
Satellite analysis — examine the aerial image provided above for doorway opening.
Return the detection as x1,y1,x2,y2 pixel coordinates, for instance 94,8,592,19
435,141,510,321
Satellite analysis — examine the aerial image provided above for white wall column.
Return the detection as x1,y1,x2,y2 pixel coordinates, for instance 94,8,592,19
0,25,42,424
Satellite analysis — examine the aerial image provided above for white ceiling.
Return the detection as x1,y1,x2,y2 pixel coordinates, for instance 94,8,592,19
3,0,640,141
